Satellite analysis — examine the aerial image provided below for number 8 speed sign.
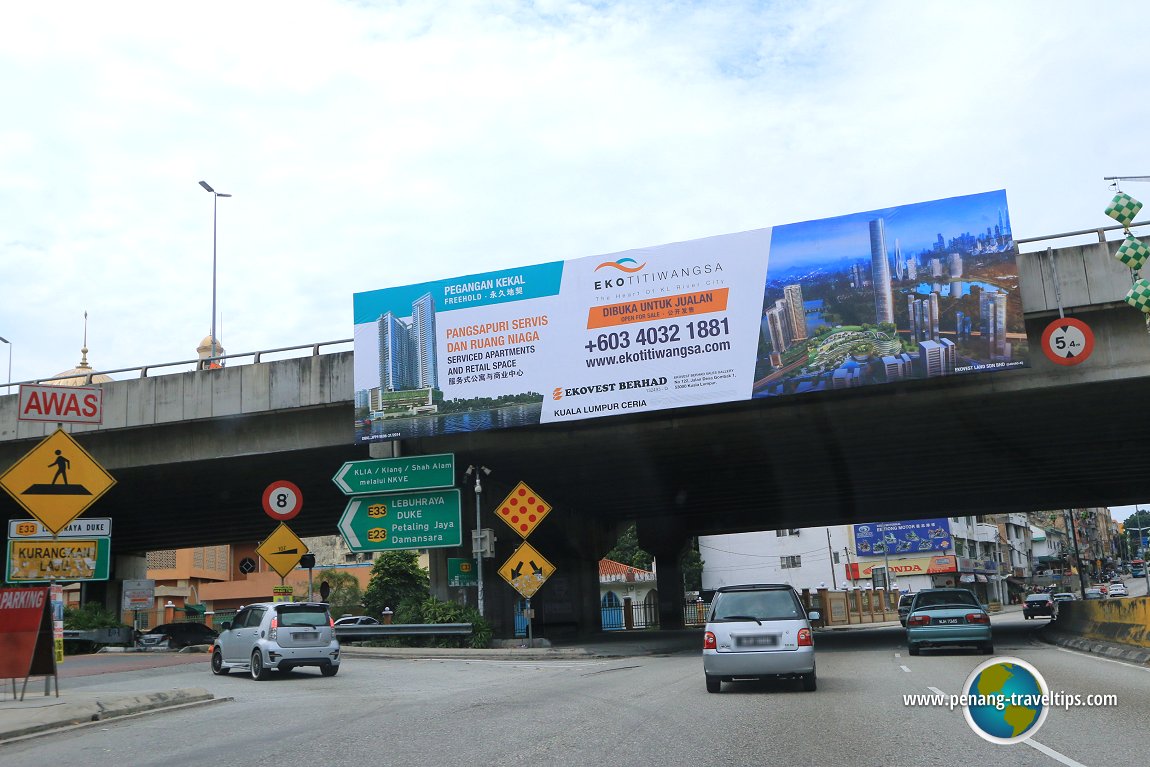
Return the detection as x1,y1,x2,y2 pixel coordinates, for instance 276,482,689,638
263,480,303,521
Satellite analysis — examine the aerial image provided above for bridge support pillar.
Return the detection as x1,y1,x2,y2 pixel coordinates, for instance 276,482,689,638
637,519,689,630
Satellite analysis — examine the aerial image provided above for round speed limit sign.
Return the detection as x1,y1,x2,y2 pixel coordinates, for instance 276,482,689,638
1041,317,1094,367
262,480,303,521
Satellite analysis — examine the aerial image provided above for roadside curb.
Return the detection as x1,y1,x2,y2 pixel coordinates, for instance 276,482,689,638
0,688,221,744
340,645,611,660
1038,628,1150,665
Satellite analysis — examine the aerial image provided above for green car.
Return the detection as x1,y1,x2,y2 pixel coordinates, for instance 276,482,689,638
905,588,993,656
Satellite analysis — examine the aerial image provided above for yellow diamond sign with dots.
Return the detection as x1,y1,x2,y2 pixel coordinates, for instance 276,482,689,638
496,481,551,538
0,428,116,535
498,541,555,598
256,523,309,579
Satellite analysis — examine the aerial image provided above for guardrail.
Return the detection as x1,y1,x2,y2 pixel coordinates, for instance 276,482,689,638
334,623,472,641
8,339,354,387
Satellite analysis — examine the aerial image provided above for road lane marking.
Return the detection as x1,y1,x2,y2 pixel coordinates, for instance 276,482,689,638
927,686,945,695
900,665,911,672
1051,646,1150,672
1025,739,1090,767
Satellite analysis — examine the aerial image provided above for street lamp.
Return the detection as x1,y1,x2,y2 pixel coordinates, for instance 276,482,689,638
0,336,10,394
199,181,231,368
464,465,492,617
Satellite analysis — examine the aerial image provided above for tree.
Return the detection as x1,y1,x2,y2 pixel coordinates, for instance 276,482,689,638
362,551,430,619
605,523,653,570
315,570,363,618
681,538,705,592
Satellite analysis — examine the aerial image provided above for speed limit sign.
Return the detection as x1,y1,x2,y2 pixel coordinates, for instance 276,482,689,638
262,480,303,521
1041,318,1094,367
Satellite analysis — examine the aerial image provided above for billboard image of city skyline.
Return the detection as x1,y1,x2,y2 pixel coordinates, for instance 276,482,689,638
753,189,1025,396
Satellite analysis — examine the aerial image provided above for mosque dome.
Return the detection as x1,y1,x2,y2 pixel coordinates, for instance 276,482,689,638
52,346,114,386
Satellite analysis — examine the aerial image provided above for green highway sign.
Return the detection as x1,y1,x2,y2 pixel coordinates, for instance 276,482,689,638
338,489,462,552
332,454,455,495
6,537,111,583
448,558,477,587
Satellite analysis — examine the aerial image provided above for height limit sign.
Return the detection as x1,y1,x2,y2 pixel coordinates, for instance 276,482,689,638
1041,318,1094,367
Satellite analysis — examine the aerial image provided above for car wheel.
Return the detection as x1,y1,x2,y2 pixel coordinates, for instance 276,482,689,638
1024,614,1030,620
320,663,339,677
800,670,817,692
907,643,920,656
250,650,269,681
211,649,229,675
705,674,721,693
981,643,994,655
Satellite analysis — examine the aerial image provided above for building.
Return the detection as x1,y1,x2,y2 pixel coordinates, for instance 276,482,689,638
599,558,658,630
783,284,807,341
765,298,794,354
869,218,894,324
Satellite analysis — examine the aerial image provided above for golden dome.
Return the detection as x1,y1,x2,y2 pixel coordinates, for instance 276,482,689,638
52,346,113,386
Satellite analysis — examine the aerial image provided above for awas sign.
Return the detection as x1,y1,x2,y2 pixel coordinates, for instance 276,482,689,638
18,384,103,424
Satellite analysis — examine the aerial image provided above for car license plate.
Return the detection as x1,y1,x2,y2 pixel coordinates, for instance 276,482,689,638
934,617,962,625
294,631,318,640
736,635,778,647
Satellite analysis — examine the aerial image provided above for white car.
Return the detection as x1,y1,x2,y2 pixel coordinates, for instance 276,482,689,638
211,601,341,680
1108,582,1128,597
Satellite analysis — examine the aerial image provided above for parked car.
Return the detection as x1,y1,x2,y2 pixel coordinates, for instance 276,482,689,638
139,622,218,650
211,602,340,680
1051,592,1077,603
702,584,819,693
1022,594,1056,619
1083,587,1107,600
1108,582,1128,597
905,588,992,656
897,593,915,627
334,616,381,626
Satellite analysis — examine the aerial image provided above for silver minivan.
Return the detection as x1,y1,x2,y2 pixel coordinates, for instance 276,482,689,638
211,602,341,680
703,584,819,693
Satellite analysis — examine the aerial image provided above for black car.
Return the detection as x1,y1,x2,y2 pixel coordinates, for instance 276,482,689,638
897,593,915,626
139,622,219,649
1022,594,1056,619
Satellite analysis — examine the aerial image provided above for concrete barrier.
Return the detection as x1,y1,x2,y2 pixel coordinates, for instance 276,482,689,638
1052,596,1150,648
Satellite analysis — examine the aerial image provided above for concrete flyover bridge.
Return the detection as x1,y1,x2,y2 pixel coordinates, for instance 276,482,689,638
2,224,1150,637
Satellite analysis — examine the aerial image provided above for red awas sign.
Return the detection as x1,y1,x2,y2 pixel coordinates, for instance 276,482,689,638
0,587,54,679
18,384,103,424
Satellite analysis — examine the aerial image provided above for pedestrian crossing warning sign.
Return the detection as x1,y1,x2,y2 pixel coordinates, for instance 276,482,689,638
0,429,116,535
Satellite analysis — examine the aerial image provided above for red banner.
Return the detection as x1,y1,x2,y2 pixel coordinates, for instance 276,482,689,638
0,587,52,679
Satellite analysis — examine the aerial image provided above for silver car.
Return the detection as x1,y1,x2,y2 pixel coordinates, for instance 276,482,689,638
211,602,341,680
703,584,819,693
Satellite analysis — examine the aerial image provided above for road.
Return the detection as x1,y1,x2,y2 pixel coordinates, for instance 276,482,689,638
2,613,1144,767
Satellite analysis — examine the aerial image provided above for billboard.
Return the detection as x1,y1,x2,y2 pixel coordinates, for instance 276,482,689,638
853,519,953,556
353,190,1025,442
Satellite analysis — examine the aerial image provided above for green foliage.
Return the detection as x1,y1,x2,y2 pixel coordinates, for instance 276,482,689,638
605,523,653,570
64,602,123,630
319,570,363,618
362,551,430,618
681,538,705,592
358,597,493,649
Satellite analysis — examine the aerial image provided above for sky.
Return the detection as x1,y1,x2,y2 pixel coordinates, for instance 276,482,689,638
2,1,1147,393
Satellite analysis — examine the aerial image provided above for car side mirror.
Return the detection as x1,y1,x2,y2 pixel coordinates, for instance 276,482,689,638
808,611,821,622
219,621,231,631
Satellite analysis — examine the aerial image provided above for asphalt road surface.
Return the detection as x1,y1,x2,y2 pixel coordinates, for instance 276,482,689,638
2,614,1144,767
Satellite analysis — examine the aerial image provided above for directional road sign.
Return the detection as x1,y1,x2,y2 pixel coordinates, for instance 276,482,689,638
262,480,303,521
0,429,116,535
498,541,556,598
9,518,112,539
256,523,309,579
338,490,462,552
448,558,477,587
6,537,111,583
496,481,552,538
332,454,455,495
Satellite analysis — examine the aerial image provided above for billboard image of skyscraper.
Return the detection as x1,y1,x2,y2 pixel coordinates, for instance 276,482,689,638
870,219,894,325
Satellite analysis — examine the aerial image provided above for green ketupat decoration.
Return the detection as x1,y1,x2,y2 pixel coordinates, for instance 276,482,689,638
1124,278,1150,312
1105,192,1143,229
1115,234,1150,270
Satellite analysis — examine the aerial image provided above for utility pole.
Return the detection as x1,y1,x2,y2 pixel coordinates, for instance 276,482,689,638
825,528,838,589
1065,509,1088,599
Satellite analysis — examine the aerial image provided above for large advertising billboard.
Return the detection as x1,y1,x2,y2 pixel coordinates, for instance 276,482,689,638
853,518,953,556
353,190,1025,442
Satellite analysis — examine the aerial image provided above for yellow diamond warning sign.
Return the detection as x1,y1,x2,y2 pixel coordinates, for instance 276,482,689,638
256,523,309,579
496,482,552,538
498,541,556,598
0,429,116,535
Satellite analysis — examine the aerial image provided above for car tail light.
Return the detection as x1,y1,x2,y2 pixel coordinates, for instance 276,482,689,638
797,628,813,647
907,615,930,627
966,613,990,624
269,616,278,640
703,631,717,650
329,616,335,628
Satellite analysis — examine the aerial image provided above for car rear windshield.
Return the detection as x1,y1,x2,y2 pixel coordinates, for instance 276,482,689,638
913,591,978,608
712,589,803,620
275,606,330,627
1025,595,1049,602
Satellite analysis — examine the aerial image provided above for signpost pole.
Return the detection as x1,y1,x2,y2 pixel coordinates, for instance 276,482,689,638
471,469,487,618
526,597,533,643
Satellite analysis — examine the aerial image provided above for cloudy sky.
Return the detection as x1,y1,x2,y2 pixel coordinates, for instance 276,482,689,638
1,2,1144,396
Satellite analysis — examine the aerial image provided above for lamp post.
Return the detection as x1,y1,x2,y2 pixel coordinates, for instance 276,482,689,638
0,336,10,394
198,181,231,368
465,465,491,617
